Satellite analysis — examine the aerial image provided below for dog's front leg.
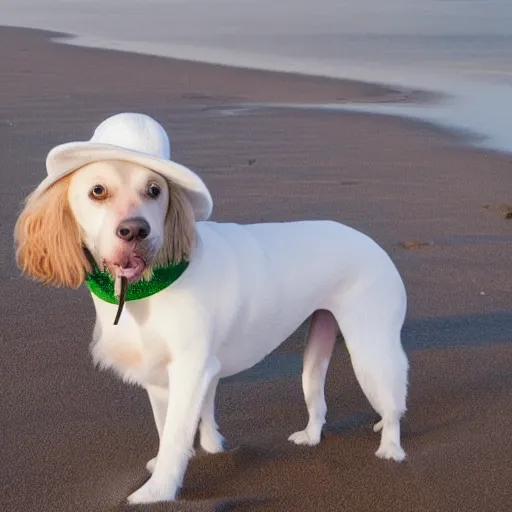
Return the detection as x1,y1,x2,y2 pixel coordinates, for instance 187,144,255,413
128,355,220,504
145,385,168,474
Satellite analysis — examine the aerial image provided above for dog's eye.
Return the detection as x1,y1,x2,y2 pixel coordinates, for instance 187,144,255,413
90,184,108,200
147,183,161,199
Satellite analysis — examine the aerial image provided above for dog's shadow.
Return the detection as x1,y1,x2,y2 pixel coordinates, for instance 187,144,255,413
113,494,270,512
323,412,379,437
112,445,275,512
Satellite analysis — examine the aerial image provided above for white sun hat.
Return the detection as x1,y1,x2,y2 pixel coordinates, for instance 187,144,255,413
32,112,213,221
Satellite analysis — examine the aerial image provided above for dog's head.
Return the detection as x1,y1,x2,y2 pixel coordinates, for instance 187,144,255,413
14,160,196,288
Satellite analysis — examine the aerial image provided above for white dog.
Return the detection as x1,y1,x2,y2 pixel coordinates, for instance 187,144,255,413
14,113,409,504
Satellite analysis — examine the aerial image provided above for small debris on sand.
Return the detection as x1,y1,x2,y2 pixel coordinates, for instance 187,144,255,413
482,203,512,219
400,240,432,250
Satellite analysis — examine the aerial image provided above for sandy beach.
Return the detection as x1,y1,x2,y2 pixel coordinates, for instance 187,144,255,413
1,26,512,512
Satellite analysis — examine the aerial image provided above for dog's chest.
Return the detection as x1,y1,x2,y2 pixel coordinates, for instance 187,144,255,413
91,323,171,387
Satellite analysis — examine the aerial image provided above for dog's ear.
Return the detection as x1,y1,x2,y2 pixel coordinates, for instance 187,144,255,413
153,180,196,266
14,177,91,288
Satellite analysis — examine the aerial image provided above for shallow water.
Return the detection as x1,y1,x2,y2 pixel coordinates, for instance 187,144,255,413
3,0,512,151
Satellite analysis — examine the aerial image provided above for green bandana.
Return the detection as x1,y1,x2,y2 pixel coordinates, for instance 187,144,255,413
85,261,189,304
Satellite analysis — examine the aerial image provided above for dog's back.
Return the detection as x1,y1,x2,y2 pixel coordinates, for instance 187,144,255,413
192,220,405,376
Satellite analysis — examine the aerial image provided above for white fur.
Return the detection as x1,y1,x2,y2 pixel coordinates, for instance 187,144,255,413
90,220,408,503
42,162,409,503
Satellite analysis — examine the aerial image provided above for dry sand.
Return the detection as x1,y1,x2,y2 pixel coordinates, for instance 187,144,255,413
1,26,512,512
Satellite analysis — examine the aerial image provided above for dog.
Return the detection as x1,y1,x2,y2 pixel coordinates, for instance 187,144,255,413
14,113,409,504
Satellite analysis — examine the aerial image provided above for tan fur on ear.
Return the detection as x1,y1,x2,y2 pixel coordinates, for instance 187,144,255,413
153,181,196,268
14,176,91,288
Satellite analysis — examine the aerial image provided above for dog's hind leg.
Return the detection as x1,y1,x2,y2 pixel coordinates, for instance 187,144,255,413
199,377,225,453
288,309,337,446
335,299,408,462
350,344,408,462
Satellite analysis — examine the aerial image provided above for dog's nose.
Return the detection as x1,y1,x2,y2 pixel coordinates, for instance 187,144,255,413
116,217,151,241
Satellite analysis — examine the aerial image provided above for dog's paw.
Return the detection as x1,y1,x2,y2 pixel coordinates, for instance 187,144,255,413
288,429,321,446
200,429,226,454
127,477,177,505
146,457,157,474
375,442,406,462
373,419,384,433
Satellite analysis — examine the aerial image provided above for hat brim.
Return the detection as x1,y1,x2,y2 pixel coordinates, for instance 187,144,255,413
32,142,213,221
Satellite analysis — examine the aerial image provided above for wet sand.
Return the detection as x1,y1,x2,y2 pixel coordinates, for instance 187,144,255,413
1,26,512,512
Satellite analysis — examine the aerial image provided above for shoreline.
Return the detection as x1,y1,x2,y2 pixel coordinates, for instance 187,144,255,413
37,27,435,105
7,24,512,153
43,29,512,154
2,1,512,153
